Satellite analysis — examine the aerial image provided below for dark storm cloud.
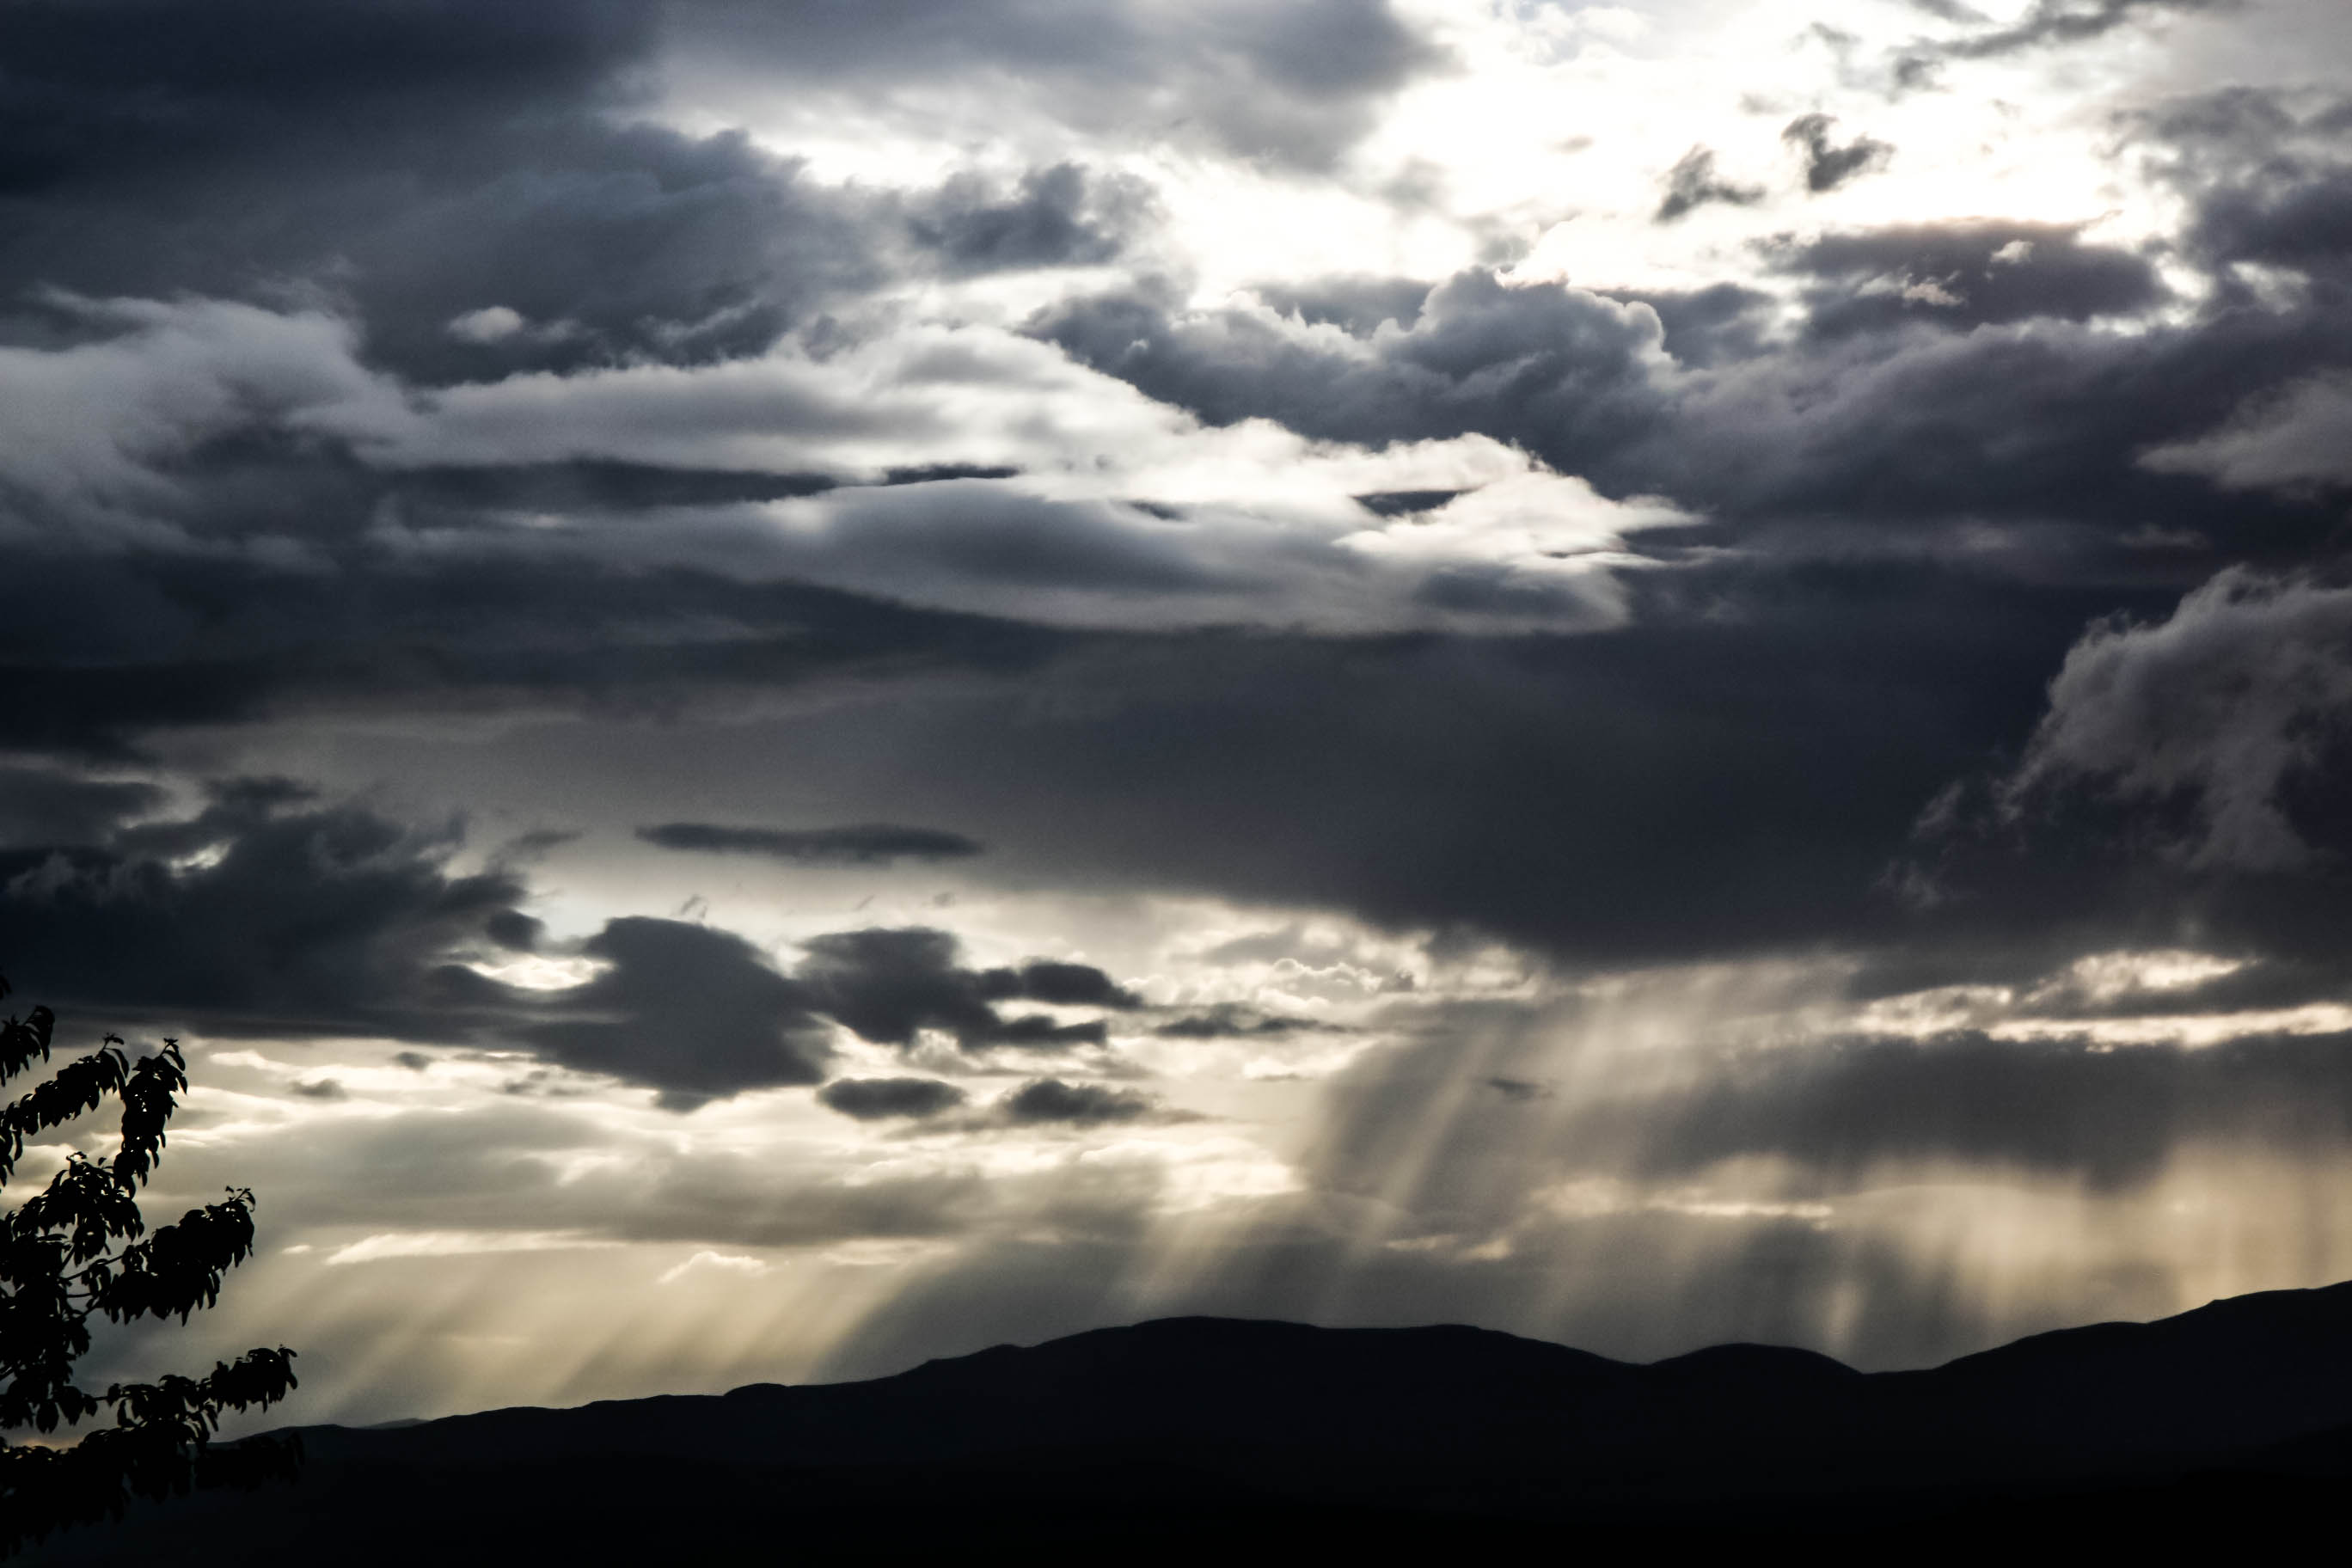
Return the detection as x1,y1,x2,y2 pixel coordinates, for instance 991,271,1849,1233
775,576,2104,967
1593,283,1776,369
1011,962,1143,1010
0,0,655,193
484,910,545,952
0,783,525,1038
637,821,985,866
0,9,2343,1009
0,766,164,849
2145,373,2352,494
1781,114,1893,193
1001,1078,1155,1125
519,916,835,1109
906,163,1155,275
2141,87,2352,307
0,1,842,377
1351,490,1468,518
1027,247,2294,548
1770,220,2164,338
0,550,1069,760
1904,1,1989,23
393,462,843,513
794,928,1138,1050
12,443,2312,999
739,481,1257,602
1990,566,2352,873
1880,620,2352,1008
817,1076,970,1120
1653,147,1763,224
672,0,1444,171
1030,268,1665,466
1014,107,2352,555
0,781,1146,1102
1918,0,2235,62
1155,1004,1339,1039
0,3,1170,389
1254,276,1432,338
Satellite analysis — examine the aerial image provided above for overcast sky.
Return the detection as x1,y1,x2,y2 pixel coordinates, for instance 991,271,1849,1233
8,0,2352,1426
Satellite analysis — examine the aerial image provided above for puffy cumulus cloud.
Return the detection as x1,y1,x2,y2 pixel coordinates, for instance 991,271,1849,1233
2001,567,2352,873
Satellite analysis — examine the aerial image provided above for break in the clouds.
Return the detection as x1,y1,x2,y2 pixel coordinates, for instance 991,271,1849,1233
8,0,2352,1429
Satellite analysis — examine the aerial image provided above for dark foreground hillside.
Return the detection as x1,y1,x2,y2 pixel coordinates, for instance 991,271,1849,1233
24,1282,2352,1563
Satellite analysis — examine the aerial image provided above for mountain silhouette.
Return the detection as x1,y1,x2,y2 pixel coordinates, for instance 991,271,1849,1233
23,1282,2352,1561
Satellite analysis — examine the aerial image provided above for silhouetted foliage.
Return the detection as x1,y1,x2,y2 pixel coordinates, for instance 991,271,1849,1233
0,975,297,1555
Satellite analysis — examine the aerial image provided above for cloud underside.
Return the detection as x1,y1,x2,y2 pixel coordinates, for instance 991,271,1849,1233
0,55,2345,1009
0,788,1143,1106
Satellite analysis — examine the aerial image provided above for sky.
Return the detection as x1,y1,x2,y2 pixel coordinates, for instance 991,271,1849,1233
6,0,2352,1429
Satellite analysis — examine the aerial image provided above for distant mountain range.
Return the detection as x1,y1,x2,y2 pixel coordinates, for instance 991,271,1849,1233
27,1282,2352,1561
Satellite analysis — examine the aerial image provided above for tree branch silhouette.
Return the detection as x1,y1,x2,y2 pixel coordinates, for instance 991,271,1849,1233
0,974,298,1555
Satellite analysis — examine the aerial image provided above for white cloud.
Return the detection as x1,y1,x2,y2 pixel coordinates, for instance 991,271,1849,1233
324,1230,623,1265
446,306,528,344
658,1248,775,1284
2004,567,2352,870
0,296,380,536
2141,372,2352,493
